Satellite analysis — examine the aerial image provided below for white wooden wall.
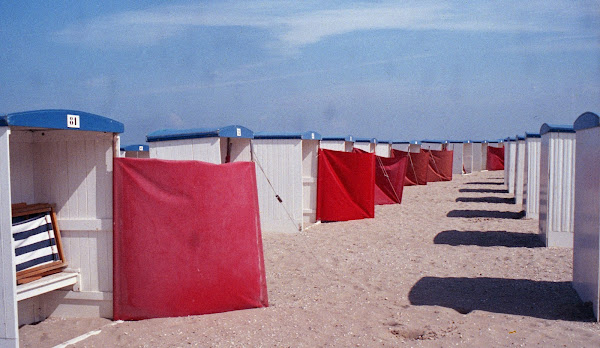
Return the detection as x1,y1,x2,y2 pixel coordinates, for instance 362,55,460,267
253,139,303,233
408,144,421,153
504,143,510,187
472,143,483,172
375,143,391,157
463,143,473,174
507,141,517,194
1,127,18,348
301,140,319,228
124,151,150,159
421,143,444,151
353,142,373,153
391,143,409,152
447,144,463,174
573,126,600,320
149,138,221,164
320,141,345,152
9,130,116,325
481,143,488,170
539,132,576,247
226,138,252,163
524,138,541,219
514,139,526,206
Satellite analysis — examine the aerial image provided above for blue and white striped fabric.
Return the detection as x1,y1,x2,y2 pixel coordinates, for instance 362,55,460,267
12,213,59,272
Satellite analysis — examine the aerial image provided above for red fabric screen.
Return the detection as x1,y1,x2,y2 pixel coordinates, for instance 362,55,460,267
353,149,408,205
425,150,453,182
113,158,268,321
487,146,505,170
392,150,428,186
317,149,375,221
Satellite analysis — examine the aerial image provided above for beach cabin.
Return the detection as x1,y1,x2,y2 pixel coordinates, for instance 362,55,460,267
572,112,600,321
446,141,464,175
463,141,473,174
391,141,421,153
375,140,392,158
353,138,376,153
538,124,576,247
504,138,517,194
471,141,484,172
0,109,123,347
481,141,488,170
523,133,541,219
320,135,354,152
514,136,526,206
251,131,321,233
421,140,447,151
486,140,504,170
147,125,253,164
120,144,150,158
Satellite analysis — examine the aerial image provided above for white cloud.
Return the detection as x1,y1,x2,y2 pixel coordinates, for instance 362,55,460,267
53,1,597,52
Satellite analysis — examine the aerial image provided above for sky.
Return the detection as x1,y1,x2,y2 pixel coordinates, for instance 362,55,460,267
1,1,599,145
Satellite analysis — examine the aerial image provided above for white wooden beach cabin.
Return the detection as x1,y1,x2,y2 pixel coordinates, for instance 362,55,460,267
523,133,541,219
447,141,464,175
120,144,150,158
572,112,600,321
147,126,253,163
538,124,576,247
391,141,421,153
471,141,484,172
320,135,354,152
1,109,123,347
514,136,526,206
353,138,376,153
421,140,447,151
375,140,392,157
481,141,488,171
252,131,321,233
463,141,473,174
504,137,517,194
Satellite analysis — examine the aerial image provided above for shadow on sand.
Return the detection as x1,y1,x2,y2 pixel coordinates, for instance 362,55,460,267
465,182,504,185
455,196,515,204
459,188,509,194
434,230,544,248
447,210,524,219
409,277,594,321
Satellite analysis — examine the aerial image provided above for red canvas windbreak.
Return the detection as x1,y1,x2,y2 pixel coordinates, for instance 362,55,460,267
425,150,453,182
317,149,375,221
113,158,268,321
353,149,408,205
392,150,429,186
487,146,505,170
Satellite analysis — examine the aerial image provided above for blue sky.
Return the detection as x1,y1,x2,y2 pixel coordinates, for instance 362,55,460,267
1,1,599,145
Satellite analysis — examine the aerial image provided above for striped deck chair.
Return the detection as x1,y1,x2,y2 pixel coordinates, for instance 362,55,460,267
12,203,67,284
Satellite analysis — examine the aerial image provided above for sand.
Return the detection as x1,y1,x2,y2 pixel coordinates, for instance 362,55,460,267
20,170,600,347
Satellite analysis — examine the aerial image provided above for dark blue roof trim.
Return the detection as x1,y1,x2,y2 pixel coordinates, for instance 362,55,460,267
122,144,149,152
253,131,322,140
540,123,575,135
517,136,525,140
447,140,464,143
421,139,447,144
0,109,124,133
525,132,541,138
377,140,392,144
573,112,600,131
471,140,484,143
392,141,409,144
147,125,253,142
322,135,354,142
354,137,376,143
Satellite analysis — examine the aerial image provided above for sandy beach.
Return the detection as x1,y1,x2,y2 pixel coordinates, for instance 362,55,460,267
20,170,600,347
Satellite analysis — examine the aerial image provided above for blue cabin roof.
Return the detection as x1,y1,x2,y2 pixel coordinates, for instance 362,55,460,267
354,137,376,143
540,123,575,135
421,139,448,144
525,132,541,138
122,144,149,152
517,135,525,141
147,125,253,142
377,140,392,144
321,135,354,142
253,131,322,140
573,112,600,131
0,109,124,133
391,140,409,144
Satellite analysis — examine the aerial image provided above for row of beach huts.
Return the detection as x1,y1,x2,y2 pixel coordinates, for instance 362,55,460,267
0,109,598,347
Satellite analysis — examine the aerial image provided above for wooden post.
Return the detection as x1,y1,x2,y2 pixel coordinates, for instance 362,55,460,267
0,127,18,348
